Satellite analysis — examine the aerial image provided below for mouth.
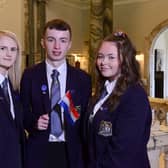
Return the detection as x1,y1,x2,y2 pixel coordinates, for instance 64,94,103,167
52,51,61,56
100,67,109,71
3,58,12,61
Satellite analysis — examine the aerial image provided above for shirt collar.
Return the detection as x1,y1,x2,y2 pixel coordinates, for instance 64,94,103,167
0,73,8,86
104,79,117,95
45,60,67,77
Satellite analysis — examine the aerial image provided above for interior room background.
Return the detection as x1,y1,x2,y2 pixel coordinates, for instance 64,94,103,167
1,0,168,97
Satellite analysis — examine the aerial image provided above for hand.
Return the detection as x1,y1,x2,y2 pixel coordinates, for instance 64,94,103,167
36,114,49,130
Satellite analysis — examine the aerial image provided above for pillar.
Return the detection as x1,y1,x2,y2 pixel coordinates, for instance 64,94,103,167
89,0,113,88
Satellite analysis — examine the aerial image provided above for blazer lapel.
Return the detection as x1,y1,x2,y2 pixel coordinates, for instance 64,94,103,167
65,63,72,92
39,61,51,114
0,84,15,123
10,86,20,125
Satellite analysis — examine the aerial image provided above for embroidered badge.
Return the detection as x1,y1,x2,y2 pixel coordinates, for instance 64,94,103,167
98,120,112,137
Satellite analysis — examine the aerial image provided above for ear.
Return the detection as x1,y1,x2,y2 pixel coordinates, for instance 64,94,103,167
68,40,72,50
41,38,45,48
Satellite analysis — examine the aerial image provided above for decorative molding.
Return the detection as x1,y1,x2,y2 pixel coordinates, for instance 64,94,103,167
50,0,152,9
114,0,151,6
49,0,90,10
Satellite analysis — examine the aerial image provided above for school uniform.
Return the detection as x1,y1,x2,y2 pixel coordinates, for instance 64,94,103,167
85,82,152,168
20,60,92,168
0,75,25,168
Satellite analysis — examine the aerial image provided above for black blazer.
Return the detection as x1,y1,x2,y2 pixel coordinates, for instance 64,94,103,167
85,84,152,168
0,81,25,168
20,61,92,168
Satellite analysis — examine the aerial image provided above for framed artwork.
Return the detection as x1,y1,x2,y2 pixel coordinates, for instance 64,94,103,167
155,49,164,72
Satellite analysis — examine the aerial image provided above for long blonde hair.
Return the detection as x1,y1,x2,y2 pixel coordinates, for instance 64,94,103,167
0,30,22,90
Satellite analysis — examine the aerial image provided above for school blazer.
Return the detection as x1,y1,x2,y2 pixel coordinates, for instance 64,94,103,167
86,84,152,168
20,61,92,168
0,82,25,168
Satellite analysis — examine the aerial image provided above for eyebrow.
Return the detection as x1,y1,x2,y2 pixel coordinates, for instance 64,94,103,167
46,36,69,40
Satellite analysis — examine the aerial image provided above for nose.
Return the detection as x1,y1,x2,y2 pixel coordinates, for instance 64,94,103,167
101,56,108,64
54,41,60,49
6,49,12,57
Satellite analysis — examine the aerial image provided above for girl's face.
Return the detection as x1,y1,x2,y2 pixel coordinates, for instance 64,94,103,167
96,41,121,81
0,35,18,75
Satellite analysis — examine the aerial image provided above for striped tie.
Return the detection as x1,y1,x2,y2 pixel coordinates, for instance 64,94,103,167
99,87,108,101
50,70,63,137
2,78,10,104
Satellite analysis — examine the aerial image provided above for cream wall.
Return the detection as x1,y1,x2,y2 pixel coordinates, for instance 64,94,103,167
113,0,168,79
114,0,168,51
46,1,90,54
0,0,24,49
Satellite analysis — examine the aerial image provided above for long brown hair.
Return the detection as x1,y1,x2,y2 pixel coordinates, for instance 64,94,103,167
93,31,143,111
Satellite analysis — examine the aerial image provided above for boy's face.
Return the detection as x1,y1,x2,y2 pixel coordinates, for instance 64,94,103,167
41,28,71,66
0,36,17,74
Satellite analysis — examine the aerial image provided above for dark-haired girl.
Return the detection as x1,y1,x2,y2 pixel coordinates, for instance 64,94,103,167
84,31,152,168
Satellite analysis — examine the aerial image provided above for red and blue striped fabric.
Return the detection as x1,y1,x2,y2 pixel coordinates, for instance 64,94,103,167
59,91,80,125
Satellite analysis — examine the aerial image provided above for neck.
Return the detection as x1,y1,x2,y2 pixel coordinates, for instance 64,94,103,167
0,67,8,76
46,58,66,68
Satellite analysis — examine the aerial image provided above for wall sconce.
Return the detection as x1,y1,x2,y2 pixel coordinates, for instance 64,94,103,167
136,52,144,61
136,52,144,76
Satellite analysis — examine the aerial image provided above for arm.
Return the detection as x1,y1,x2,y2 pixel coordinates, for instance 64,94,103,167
20,69,39,132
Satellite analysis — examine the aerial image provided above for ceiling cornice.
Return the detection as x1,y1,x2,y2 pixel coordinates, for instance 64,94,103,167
114,0,151,6
49,0,152,10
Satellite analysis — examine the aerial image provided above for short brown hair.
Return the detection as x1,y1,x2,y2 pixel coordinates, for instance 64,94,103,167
43,19,72,40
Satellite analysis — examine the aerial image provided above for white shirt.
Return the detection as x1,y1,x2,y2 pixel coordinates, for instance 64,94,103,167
0,73,15,119
46,60,67,142
92,79,117,117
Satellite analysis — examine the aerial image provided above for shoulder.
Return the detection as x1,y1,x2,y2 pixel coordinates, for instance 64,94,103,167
67,64,91,80
21,61,46,79
122,83,148,101
23,61,45,74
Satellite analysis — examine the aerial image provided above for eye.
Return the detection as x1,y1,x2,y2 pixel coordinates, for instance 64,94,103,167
109,55,115,59
11,47,18,52
0,46,7,51
60,38,68,43
46,37,55,42
97,54,104,59
108,54,117,60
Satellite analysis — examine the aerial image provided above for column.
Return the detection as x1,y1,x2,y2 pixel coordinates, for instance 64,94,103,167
37,0,47,61
25,0,47,67
89,0,113,89
27,0,35,66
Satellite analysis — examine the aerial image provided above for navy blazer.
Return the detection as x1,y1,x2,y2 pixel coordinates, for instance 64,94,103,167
0,82,25,168
20,61,92,168
85,84,152,168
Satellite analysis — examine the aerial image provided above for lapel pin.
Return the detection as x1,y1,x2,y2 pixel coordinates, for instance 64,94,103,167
41,84,47,94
